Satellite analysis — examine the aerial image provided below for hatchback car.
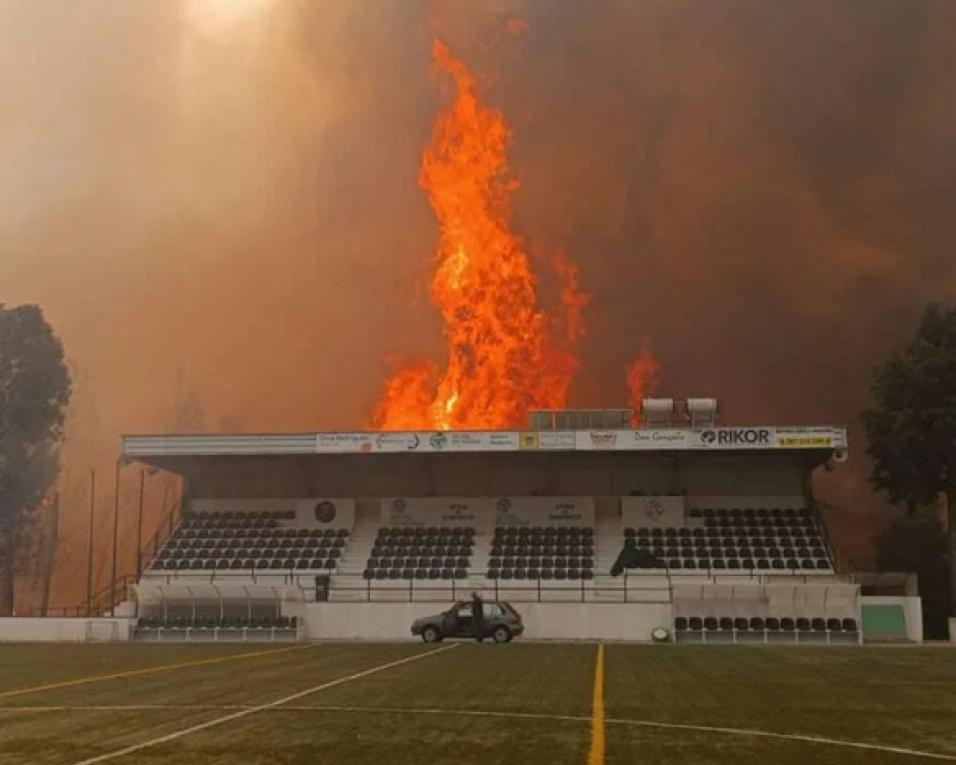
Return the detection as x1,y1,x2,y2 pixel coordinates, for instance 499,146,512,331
411,600,523,643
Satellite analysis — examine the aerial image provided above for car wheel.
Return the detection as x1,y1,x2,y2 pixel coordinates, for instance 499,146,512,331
492,626,511,643
421,625,442,643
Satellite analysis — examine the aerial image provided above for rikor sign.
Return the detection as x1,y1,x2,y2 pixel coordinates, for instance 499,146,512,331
693,428,774,449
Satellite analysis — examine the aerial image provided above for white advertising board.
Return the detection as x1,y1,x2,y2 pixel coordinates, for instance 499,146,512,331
384,497,492,528
494,497,595,527
621,496,686,529
193,498,355,530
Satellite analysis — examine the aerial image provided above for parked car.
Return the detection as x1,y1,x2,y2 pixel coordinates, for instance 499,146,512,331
411,600,524,643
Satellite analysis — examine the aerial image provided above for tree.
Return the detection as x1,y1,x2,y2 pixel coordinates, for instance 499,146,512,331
0,304,71,616
862,303,956,617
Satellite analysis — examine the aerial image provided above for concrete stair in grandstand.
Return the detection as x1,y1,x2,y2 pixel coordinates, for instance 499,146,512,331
594,513,623,576
328,514,379,601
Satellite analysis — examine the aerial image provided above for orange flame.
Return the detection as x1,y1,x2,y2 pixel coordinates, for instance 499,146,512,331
373,39,588,430
626,348,660,426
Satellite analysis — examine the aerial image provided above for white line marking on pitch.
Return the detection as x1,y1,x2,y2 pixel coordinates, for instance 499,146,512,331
8,692,951,764
604,717,956,762
67,644,460,765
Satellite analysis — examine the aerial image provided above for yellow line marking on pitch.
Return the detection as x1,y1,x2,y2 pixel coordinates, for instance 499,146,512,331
69,644,461,765
587,643,605,765
0,643,312,701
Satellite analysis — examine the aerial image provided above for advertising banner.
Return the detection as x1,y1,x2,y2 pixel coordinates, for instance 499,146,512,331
493,497,595,527
384,497,493,528
313,427,846,454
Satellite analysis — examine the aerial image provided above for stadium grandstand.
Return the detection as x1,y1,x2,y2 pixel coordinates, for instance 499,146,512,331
116,400,904,644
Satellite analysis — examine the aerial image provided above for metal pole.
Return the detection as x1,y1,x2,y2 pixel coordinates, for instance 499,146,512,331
110,459,121,617
136,469,145,580
86,469,95,616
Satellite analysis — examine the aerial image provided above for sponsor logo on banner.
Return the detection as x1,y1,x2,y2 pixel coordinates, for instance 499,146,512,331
488,432,520,450
428,432,448,450
519,433,539,450
589,431,618,448
448,432,487,450
313,500,337,524
375,433,421,451
549,501,584,522
442,502,477,521
777,435,833,448
317,433,374,453
538,431,576,450
643,498,665,521
631,429,689,448
698,428,772,448
775,427,838,448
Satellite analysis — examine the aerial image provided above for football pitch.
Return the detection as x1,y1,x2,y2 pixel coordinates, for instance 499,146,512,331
0,642,954,765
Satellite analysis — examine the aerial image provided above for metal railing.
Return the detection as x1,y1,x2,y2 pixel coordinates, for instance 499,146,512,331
135,564,844,604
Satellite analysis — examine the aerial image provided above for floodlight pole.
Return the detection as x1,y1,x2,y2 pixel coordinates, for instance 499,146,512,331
135,468,146,580
86,469,95,616
110,458,121,617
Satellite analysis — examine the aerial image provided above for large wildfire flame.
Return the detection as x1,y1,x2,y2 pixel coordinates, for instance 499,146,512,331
373,39,652,430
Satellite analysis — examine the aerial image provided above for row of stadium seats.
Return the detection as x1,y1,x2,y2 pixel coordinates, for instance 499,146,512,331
626,527,821,542
166,538,345,552
632,557,829,571
494,526,594,539
675,616,858,633
153,555,340,571
190,510,297,521
688,508,813,519
178,527,349,539
363,567,468,580
487,567,595,581
378,526,476,536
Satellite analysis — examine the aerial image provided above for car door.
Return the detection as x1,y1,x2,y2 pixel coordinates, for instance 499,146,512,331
457,604,473,637
441,606,458,636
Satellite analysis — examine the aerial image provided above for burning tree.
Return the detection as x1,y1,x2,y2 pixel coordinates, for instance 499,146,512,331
0,304,71,615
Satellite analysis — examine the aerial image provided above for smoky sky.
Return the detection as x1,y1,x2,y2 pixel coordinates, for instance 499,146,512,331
1,0,954,602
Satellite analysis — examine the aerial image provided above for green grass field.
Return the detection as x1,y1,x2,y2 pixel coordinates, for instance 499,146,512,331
0,641,954,765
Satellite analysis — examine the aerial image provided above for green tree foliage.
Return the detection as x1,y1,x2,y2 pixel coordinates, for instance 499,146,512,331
863,303,956,616
0,304,71,615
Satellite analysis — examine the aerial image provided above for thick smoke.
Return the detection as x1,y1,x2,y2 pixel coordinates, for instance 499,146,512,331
1,0,954,605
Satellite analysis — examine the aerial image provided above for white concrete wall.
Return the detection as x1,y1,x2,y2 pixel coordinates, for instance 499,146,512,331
0,618,135,642
301,602,672,642
860,595,924,643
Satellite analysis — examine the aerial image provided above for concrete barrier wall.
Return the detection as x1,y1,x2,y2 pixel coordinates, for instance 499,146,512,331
0,618,134,642
860,595,923,643
300,602,673,642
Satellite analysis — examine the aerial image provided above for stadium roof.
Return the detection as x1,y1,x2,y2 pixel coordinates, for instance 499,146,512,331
122,425,847,459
